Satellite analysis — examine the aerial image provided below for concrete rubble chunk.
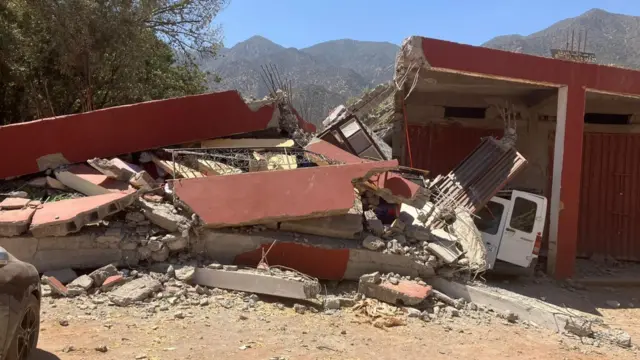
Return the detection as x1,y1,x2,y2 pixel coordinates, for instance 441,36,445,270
162,233,189,251
367,219,384,236
279,214,363,239
426,229,462,264
174,265,195,282
89,264,119,287
29,191,137,237
0,197,31,210
362,235,386,251
150,245,170,262
358,275,431,306
451,209,487,272
193,267,320,300
54,164,131,196
87,157,139,181
129,170,157,191
67,275,94,291
139,199,190,232
107,276,162,306
0,207,36,237
43,268,78,285
173,160,398,228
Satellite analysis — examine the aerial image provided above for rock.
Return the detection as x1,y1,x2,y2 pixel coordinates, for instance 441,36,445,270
150,245,170,262
95,345,108,353
613,330,632,348
445,306,460,317
293,303,307,314
195,285,211,295
394,234,407,245
388,277,400,285
466,302,478,311
89,264,119,287
163,234,189,251
564,318,594,338
606,300,621,309
199,298,209,306
324,297,341,310
149,262,173,274
59,319,69,327
66,275,94,296
147,240,163,252
137,246,152,260
502,310,518,323
174,311,185,319
360,272,381,284
223,265,238,271
107,277,162,306
175,266,195,282
207,262,223,270
43,268,78,285
61,345,75,353
363,235,385,251
406,308,422,318
125,212,146,223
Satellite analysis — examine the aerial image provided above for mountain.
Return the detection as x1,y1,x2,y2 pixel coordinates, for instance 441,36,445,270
200,36,400,126
483,9,640,68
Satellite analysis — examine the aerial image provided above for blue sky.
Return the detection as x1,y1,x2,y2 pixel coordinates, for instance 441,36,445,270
216,0,640,48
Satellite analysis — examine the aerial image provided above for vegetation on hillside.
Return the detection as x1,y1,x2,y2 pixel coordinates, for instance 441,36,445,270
0,0,227,125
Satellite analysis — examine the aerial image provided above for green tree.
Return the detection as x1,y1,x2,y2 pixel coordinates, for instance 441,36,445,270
0,0,228,125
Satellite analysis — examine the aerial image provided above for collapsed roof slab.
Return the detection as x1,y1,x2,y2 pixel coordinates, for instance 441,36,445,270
0,91,294,179
173,160,398,228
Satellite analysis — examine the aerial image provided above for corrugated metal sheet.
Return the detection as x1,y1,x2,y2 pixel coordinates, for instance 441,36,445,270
407,124,502,177
579,132,640,261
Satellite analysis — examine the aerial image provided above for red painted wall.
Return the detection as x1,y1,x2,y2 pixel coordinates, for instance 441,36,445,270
0,91,278,179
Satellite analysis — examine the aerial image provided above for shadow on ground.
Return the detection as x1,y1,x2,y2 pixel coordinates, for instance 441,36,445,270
29,349,61,360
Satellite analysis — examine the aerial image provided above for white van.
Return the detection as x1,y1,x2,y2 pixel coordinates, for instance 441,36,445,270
473,190,548,272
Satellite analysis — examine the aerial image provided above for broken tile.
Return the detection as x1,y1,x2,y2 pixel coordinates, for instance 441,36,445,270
0,197,31,210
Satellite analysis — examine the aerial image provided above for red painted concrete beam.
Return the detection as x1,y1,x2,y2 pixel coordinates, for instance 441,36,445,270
173,160,398,228
0,91,280,179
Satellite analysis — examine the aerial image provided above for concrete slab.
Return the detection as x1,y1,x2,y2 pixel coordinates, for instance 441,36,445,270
201,138,294,148
174,161,398,228
87,157,139,181
0,197,31,210
304,138,365,164
139,199,189,232
129,171,157,190
358,277,431,306
29,191,137,237
151,154,204,179
279,214,363,239
193,267,320,300
0,208,37,237
55,164,131,195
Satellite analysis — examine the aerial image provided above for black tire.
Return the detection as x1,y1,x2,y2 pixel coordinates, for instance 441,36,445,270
6,295,40,360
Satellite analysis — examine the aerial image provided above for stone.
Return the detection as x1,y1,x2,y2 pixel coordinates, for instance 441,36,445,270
293,304,307,314
107,276,162,306
388,277,400,285
406,308,422,318
149,262,172,274
174,311,185,319
125,212,146,224
95,345,108,353
147,240,163,252
89,264,118,286
207,262,223,270
43,268,78,285
324,297,341,310
360,272,381,284
175,266,195,282
163,233,189,251
67,275,94,292
139,199,189,232
394,234,407,245
150,245,170,262
606,300,621,309
223,265,238,271
363,235,385,251
502,310,519,323
445,306,460,317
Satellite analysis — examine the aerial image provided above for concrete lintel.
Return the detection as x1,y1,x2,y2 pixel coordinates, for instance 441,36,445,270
193,268,320,300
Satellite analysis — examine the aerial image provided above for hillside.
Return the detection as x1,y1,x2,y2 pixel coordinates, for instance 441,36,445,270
200,36,399,126
483,9,640,68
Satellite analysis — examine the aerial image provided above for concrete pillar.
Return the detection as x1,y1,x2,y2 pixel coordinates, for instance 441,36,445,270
547,86,586,279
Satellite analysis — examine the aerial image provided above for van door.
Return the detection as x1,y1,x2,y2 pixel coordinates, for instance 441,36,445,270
496,191,547,267
473,197,510,269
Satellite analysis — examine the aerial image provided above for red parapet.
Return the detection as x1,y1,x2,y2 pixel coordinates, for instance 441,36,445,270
0,91,279,179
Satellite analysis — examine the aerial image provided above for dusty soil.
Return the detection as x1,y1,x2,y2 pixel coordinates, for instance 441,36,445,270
30,290,638,360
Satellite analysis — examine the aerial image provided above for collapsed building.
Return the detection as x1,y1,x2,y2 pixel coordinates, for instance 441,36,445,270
0,36,639,346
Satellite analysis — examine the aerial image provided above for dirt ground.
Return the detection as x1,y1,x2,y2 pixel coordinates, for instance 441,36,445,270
29,285,639,360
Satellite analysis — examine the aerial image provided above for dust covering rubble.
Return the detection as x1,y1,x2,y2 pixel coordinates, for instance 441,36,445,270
0,89,634,352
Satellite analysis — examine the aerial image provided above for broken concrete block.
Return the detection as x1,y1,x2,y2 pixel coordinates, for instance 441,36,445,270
67,275,93,291
129,171,157,191
0,197,31,210
43,268,78,285
87,157,138,181
151,154,204,179
139,199,189,232
107,276,162,306
196,159,243,176
367,219,384,236
201,138,294,148
29,191,137,237
174,160,398,228
161,233,189,251
88,264,119,287
0,208,36,237
427,229,463,264
391,219,405,233
54,164,132,196
279,214,363,239
362,235,385,251
46,176,67,190
175,265,195,282
43,276,68,297
150,245,170,262
358,277,431,306
193,267,320,300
